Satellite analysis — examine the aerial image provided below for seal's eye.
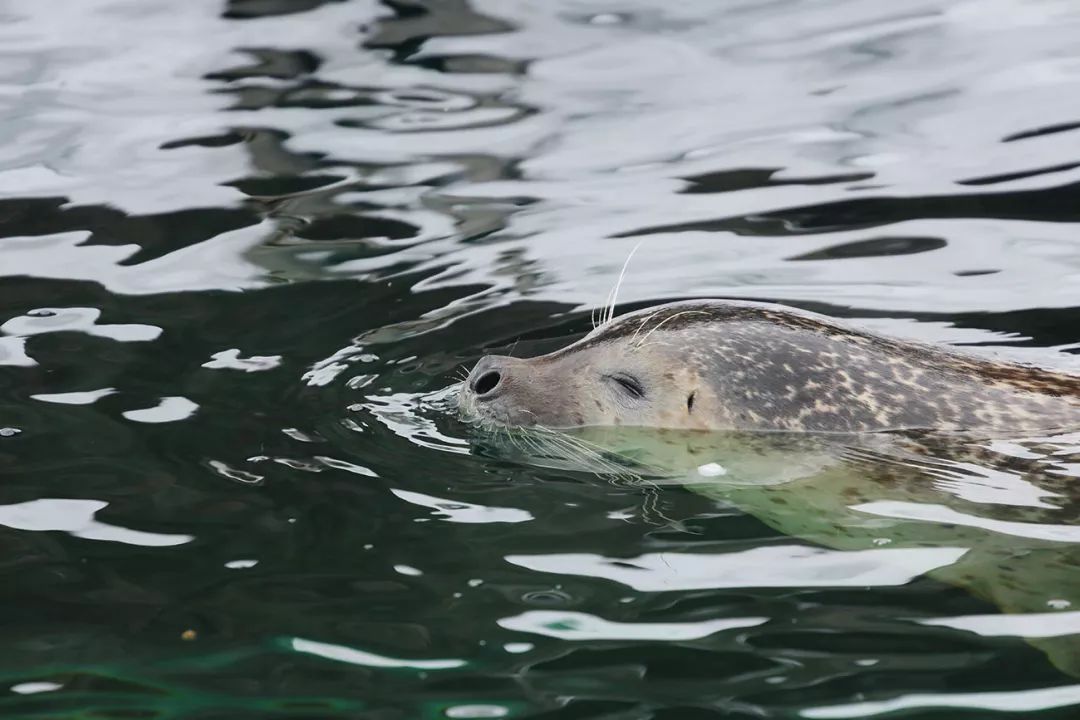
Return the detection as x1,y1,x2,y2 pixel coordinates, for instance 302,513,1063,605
607,373,645,399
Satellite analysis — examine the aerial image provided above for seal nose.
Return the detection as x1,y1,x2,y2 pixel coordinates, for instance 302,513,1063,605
467,356,509,400
472,369,501,397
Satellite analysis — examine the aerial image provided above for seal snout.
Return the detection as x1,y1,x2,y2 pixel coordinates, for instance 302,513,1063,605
459,354,555,427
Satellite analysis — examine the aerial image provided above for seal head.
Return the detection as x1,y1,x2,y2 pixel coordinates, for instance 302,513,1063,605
458,300,1080,434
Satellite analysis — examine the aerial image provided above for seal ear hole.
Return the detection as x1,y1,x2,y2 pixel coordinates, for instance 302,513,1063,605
687,391,696,413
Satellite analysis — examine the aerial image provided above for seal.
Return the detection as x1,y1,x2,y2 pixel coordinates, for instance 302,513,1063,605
458,299,1080,434
456,299,1080,678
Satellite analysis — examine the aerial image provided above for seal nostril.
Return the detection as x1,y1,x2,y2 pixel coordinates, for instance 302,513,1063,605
472,370,501,397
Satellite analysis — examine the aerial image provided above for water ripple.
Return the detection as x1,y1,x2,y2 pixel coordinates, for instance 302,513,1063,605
2,0,1080,717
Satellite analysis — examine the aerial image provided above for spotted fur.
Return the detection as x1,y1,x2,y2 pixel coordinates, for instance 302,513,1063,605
461,300,1080,434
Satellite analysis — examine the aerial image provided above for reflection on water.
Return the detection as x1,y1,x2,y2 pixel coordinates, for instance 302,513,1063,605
2,0,1080,717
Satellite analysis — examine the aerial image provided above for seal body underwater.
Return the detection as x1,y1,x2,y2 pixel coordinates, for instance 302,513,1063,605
458,299,1080,434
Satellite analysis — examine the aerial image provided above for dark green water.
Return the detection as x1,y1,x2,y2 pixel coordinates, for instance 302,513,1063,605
3,0,1080,717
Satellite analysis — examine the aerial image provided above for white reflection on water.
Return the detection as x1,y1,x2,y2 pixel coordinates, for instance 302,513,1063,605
31,388,116,405
506,545,968,591
391,489,533,524
0,498,192,547
361,389,472,455
801,683,1080,718
10,682,63,695
1,307,160,341
919,610,1080,639
852,501,1080,543
497,610,766,640
121,396,199,424
918,459,1063,509
201,349,283,373
0,336,34,367
1,0,1079,331
0,224,275,295
290,637,466,670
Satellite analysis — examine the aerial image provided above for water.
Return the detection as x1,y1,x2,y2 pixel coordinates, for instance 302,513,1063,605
2,0,1080,716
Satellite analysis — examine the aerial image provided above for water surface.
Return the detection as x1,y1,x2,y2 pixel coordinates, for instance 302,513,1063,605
2,0,1080,717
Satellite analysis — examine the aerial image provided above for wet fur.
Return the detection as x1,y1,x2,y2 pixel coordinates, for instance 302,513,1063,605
542,300,1080,433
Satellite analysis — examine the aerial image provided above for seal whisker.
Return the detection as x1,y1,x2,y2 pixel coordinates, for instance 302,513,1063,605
503,425,523,454
530,428,611,471
526,432,592,472
517,431,546,457
601,241,643,328
635,310,712,349
519,428,576,466
542,428,659,480
532,426,645,481
628,308,666,346
529,428,586,461
505,425,533,459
